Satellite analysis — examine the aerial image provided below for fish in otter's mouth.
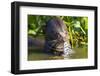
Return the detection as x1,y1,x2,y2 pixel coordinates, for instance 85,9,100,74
49,41,74,56
44,17,74,57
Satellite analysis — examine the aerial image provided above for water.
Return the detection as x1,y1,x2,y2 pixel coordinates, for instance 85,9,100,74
28,47,88,61
28,36,88,61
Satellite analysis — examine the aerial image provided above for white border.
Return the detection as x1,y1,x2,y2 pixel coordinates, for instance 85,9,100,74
20,6,95,70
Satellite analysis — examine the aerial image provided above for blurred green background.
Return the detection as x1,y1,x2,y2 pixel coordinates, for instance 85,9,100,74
28,15,88,61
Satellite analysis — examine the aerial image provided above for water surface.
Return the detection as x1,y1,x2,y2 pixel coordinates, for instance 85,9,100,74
28,47,88,61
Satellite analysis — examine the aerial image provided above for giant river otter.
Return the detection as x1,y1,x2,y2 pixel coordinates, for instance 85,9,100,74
44,17,74,57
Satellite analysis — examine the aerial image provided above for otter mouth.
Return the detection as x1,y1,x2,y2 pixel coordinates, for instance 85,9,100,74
53,51,64,56
55,43,64,51
55,47,63,51
52,41,72,56
52,47,64,56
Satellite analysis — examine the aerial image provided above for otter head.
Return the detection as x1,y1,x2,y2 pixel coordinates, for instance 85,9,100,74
44,17,70,56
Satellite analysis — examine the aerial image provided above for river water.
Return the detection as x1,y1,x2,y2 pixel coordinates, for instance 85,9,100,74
28,36,87,61
28,47,87,61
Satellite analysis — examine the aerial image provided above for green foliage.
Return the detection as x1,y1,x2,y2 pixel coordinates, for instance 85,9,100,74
28,15,88,48
62,16,88,48
28,15,55,37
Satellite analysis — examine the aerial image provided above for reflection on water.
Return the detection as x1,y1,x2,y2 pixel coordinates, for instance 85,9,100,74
28,47,88,61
